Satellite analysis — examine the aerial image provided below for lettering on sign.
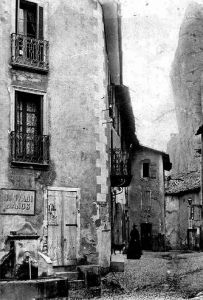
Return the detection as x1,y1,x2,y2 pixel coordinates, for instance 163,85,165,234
0,189,35,215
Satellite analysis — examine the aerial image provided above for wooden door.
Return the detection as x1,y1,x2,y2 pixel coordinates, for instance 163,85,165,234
141,223,152,250
47,188,79,266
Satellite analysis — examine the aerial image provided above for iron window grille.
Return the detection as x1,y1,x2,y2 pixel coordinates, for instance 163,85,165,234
10,91,49,167
11,33,49,72
10,131,49,165
110,148,132,187
111,148,129,176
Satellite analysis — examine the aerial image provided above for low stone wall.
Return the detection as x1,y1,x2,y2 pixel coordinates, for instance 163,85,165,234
0,278,68,300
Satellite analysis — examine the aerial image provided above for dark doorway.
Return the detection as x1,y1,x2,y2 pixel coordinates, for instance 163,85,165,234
141,223,152,250
187,229,197,250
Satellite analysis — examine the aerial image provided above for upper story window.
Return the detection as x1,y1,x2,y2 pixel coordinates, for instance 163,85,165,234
143,162,149,178
11,0,49,72
108,85,120,135
141,160,157,179
18,1,38,38
10,91,49,167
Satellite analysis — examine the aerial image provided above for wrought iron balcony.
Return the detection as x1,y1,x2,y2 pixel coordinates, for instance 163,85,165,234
11,33,49,72
10,131,49,167
110,148,132,187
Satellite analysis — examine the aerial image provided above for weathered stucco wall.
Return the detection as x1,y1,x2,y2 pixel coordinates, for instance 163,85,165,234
166,191,201,249
0,0,111,267
48,0,111,264
129,149,165,244
169,2,203,174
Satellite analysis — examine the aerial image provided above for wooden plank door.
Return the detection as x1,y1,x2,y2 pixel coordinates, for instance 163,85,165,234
141,223,152,250
47,188,79,266
63,191,77,265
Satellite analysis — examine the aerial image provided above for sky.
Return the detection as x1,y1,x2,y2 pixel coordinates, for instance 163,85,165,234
120,0,203,151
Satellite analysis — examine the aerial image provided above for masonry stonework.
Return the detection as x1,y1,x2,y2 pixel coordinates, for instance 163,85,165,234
129,147,168,251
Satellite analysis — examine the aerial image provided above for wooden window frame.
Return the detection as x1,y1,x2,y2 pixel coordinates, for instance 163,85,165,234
10,86,48,135
15,91,43,135
16,0,44,40
9,86,49,167
14,91,43,162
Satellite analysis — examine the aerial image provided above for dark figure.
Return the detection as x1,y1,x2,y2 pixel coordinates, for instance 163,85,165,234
127,224,142,259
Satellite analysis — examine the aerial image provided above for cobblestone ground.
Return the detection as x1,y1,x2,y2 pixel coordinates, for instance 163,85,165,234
98,251,203,300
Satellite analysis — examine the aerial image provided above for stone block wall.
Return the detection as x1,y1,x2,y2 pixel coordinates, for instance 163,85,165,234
129,148,166,249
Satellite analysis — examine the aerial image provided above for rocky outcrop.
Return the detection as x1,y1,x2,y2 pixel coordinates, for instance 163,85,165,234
168,2,203,174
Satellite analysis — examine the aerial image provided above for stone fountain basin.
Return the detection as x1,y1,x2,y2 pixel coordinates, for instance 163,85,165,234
0,277,68,300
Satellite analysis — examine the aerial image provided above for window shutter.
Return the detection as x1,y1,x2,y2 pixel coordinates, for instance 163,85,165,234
150,162,157,179
38,6,44,40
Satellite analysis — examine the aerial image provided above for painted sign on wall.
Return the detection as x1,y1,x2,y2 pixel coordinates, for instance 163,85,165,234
0,189,35,215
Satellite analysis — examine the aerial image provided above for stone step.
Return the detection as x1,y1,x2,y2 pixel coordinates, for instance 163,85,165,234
68,286,101,299
55,271,78,280
53,265,76,272
32,297,70,300
68,279,86,290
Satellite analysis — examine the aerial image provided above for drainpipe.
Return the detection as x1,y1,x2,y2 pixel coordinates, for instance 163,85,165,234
201,132,203,250
29,257,31,280
201,133,203,207
117,1,123,85
163,157,166,251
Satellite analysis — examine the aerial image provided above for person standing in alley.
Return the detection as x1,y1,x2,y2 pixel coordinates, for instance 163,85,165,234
127,224,142,259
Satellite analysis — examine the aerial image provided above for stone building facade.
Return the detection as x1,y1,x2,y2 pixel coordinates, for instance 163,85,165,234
128,146,171,251
165,172,202,250
0,0,136,273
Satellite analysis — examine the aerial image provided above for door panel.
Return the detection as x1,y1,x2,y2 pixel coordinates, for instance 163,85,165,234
47,190,63,265
141,223,152,250
47,189,78,266
62,191,77,265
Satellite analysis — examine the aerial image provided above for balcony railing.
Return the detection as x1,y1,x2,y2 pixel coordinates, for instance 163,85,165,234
11,33,49,72
10,131,49,166
111,148,132,187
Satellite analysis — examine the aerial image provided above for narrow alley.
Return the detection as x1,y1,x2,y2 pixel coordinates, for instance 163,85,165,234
1,0,203,299
100,251,203,299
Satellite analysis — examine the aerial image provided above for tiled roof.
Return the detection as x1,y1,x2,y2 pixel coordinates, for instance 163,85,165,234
165,171,200,195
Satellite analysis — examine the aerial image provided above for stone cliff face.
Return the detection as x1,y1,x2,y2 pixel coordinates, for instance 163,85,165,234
168,2,203,174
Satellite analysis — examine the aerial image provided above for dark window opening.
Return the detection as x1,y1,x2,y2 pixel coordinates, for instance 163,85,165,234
10,91,49,166
18,0,37,38
143,162,149,178
108,85,114,119
113,104,120,135
12,0,48,72
108,84,120,135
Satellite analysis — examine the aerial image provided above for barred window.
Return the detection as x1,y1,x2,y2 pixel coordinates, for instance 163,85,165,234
15,91,42,160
